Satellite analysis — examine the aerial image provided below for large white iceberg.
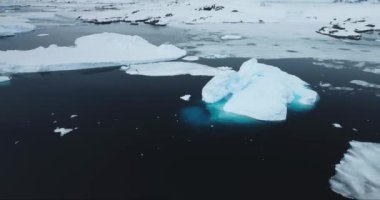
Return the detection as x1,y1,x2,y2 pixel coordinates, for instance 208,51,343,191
202,58,318,121
330,141,380,200
0,33,186,74
121,62,231,77
0,17,36,37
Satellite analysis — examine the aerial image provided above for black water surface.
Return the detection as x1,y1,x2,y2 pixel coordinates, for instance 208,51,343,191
0,21,379,200
0,57,378,199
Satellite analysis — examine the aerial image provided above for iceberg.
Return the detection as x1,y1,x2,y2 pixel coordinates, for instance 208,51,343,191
0,33,186,74
0,17,36,37
121,62,232,77
202,58,318,121
330,141,380,200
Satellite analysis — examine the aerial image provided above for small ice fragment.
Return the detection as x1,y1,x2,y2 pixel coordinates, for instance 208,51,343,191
180,94,191,101
14,141,19,144
54,127,73,137
70,114,78,118
182,56,199,61
333,123,342,128
319,82,332,88
37,33,49,37
352,128,358,132
221,34,242,40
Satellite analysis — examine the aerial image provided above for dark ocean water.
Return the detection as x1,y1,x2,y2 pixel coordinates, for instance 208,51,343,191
0,23,380,200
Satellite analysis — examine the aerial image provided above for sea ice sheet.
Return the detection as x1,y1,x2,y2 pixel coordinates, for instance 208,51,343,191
121,62,231,77
0,33,186,74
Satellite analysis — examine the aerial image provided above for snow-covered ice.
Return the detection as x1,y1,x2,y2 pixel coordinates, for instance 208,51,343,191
202,58,318,121
0,17,36,37
54,127,73,137
330,141,380,200
121,62,231,77
350,80,380,89
180,94,191,101
0,33,186,74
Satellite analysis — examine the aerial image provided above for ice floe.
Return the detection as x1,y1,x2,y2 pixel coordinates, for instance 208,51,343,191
317,18,380,40
121,62,231,77
180,94,191,101
0,16,36,37
54,127,73,137
330,141,380,200
202,58,318,121
350,80,380,89
0,33,186,74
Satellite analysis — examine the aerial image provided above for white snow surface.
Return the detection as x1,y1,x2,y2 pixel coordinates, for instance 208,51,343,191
2,1,380,62
330,141,380,200
54,127,73,136
121,62,232,77
0,33,186,74
202,58,318,121
0,17,36,37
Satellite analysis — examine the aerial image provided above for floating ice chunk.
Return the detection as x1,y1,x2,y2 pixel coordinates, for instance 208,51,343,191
182,56,199,61
330,141,380,200
333,123,342,128
319,82,332,88
202,58,318,121
122,62,231,77
221,35,242,40
350,80,380,89
70,114,78,118
0,17,35,37
54,127,73,137
37,33,49,37
0,76,10,83
0,33,186,74
180,94,191,101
